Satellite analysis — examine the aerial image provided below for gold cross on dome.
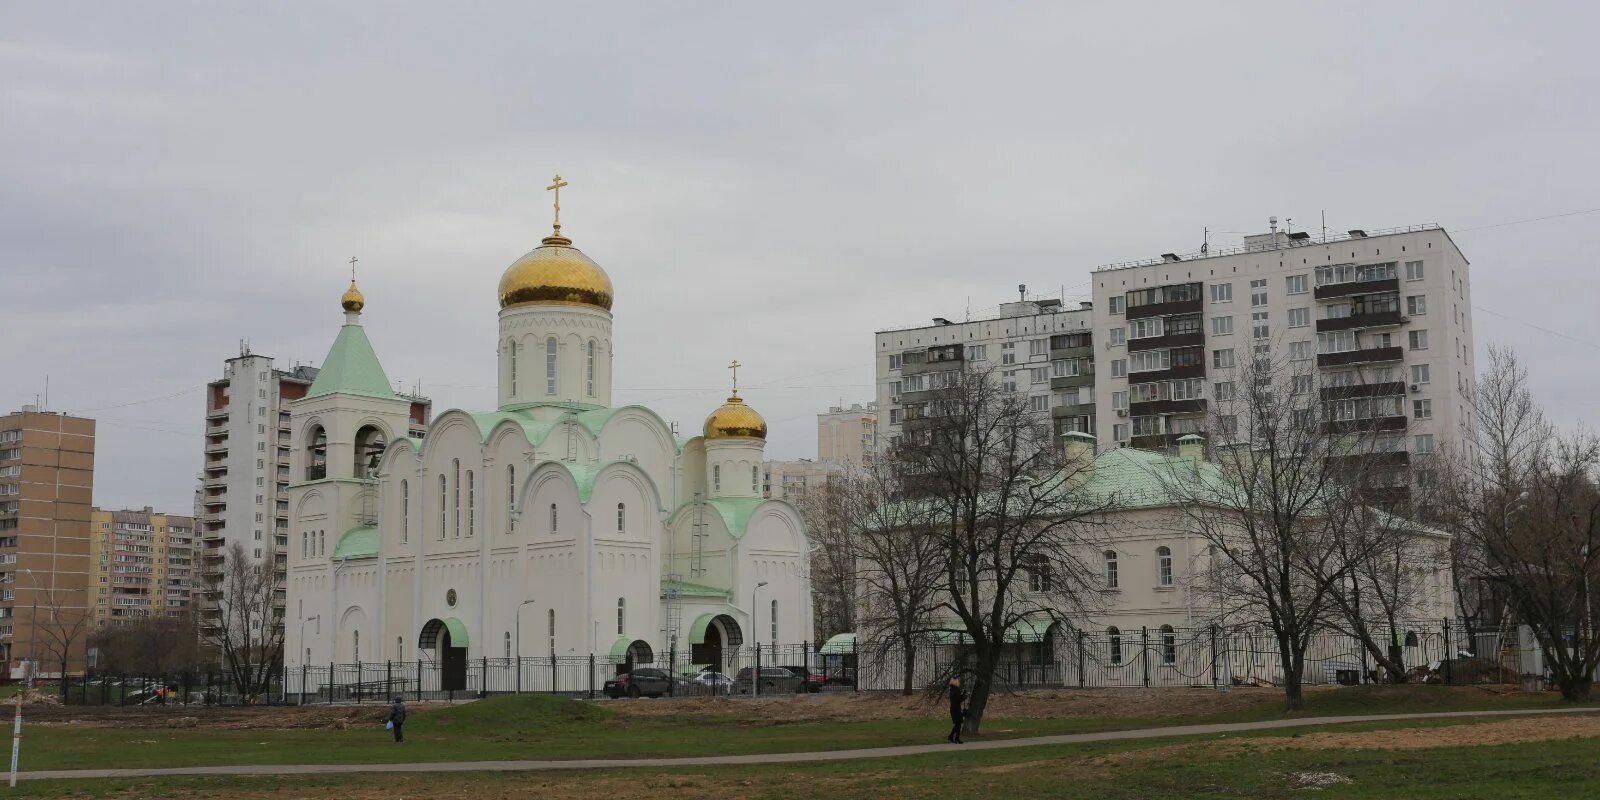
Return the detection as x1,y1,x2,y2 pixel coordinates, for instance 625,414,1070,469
348,255,358,282
547,174,569,234
728,360,742,395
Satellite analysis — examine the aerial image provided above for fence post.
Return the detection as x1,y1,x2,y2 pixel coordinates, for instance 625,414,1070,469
755,642,762,698
1076,630,1086,688
588,653,596,700
328,662,335,704
1442,618,1453,684
852,635,859,693
415,658,422,703
1141,627,1151,688
803,640,810,682
668,643,676,696
386,660,392,701
1209,625,1219,690
549,655,557,695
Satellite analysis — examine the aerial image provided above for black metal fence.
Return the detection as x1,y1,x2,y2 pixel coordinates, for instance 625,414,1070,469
61,620,1533,706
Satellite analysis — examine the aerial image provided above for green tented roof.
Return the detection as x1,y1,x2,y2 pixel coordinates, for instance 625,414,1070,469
307,324,397,400
705,497,765,539
819,633,856,655
332,525,379,559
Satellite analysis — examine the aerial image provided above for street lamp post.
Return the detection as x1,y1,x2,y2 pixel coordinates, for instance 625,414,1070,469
751,581,768,697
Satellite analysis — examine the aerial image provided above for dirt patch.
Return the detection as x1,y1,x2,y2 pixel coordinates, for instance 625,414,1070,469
1254,714,1600,752
22,701,444,730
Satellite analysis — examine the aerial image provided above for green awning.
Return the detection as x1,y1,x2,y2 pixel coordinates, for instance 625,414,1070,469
607,637,654,664
1006,616,1054,644
688,613,717,644
819,633,856,655
332,525,379,559
442,617,469,649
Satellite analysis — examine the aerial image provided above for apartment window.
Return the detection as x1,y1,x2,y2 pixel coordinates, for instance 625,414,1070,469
1415,434,1436,454
1285,274,1308,295
1002,371,1018,392
1026,554,1052,592
1411,364,1431,385
1111,391,1128,410
888,408,902,424
889,380,902,400
1210,283,1232,303
1217,415,1238,437
1409,330,1429,351
1287,307,1310,328
1029,339,1048,357
1108,296,1124,314
1109,327,1126,346
965,344,986,361
1289,341,1312,361
1131,415,1162,436
1104,551,1119,589
1405,260,1425,281
257,442,265,452
1128,318,1164,340
1251,311,1269,339
586,340,596,396
1407,295,1427,316
1028,395,1048,412
888,354,902,369
1213,381,1235,401
1211,316,1233,336
1108,627,1123,665
1110,359,1127,378
1318,331,1357,354
1156,546,1173,586
1112,423,1130,443
1001,342,1016,365
1250,279,1267,307
545,337,558,394
1292,374,1313,395
1129,350,1168,372
1212,349,1235,369
1030,367,1049,384
1414,399,1433,420
401,479,409,543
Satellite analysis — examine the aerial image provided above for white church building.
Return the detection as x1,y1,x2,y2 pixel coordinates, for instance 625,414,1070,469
285,188,813,690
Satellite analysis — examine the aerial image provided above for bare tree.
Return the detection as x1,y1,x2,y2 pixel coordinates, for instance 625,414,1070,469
88,613,207,675
794,481,859,642
1434,347,1600,700
895,365,1112,732
213,542,284,702
27,575,90,680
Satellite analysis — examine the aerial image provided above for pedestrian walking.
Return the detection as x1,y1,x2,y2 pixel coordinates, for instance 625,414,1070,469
946,677,965,744
388,697,407,743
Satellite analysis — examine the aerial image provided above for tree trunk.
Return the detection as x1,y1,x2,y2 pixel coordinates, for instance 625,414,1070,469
963,650,1000,734
1279,636,1305,711
1557,673,1593,703
900,646,917,696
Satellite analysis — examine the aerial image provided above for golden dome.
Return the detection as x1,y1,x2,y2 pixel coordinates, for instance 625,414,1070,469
498,234,614,311
703,393,767,440
341,280,365,313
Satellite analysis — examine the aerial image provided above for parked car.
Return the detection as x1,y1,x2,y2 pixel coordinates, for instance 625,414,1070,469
780,666,826,693
603,667,674,699
681,670,734,688
732,666,803,695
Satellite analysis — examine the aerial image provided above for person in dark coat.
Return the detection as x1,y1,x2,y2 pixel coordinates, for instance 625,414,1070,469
388,697,407,743
946,677,965,744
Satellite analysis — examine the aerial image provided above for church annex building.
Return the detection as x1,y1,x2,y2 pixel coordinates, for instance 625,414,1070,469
285,182,813,689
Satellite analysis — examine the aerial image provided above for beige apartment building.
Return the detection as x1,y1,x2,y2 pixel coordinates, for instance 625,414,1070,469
89,507,196,627
0,407,95,677
817,403,878,466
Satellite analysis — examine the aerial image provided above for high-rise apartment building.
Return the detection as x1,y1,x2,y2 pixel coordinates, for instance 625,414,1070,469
817,403,878,466
89,507,195,627
1091,222,1474,487
198,346,430,639
875,297,1096,450
0,407,95,677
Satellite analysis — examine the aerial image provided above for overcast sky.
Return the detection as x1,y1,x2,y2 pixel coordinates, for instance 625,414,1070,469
5,2,1598,513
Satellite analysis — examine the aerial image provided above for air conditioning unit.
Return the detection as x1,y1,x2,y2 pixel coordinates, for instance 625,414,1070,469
1409,384,1420,393
1116,409,1129,417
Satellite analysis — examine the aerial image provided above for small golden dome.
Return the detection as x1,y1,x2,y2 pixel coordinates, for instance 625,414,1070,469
341,280,365,313
498,234,614,311
703,394,767,440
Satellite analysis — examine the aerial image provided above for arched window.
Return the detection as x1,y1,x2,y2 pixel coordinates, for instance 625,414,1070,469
438,475,447,540
1157,546,1173,587
301,531,307,558
752,465,759,493
586,340,596,396
504,631,511,659
545,337,558,395
508,339,517,395
1108,627,1122,665
452,459,461,538
550,503,558,535
1160,625,1176,664
1104,550,1119,589
306,425,327,480
616,502,626,534
400,479,409,543
396,636,404,662
1404,630,1419,647
616,598,625,635
353,631,360,664
319,529,325,556
506,465,516,533
466,470,475,537
353,425,387,479
547,609,556,654
306,647,311,665
713,465,721,493
770,599,779,642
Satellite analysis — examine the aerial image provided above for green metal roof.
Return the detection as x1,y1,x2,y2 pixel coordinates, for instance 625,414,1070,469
332,525,379,559
819,633,856,655
307,324,397,400
663,579,732,599
441,617,469,648
704,497,764,539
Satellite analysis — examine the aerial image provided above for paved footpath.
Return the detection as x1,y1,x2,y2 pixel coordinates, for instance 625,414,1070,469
21,706,1600,782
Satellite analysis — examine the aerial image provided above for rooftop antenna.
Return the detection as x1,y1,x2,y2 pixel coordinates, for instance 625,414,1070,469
1018,283,1027,302
1321,210,1327,243
1269,216,1279,248
1285,217,1294,236
965,296,971,322
1202,227,1209,255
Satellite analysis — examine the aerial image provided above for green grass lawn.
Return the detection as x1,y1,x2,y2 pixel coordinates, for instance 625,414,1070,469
12,723,1600,799
18,686,1598,773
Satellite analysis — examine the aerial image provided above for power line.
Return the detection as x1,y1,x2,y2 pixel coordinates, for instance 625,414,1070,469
1472,305,1600,352
1455,207,1600,234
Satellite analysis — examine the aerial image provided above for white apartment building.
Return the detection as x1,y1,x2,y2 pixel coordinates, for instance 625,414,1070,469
1091,222,1476,490
875,296,1097,449
197,346,430,638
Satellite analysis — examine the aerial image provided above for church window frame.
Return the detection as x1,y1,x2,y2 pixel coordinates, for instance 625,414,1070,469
545,337,558,395
438,475,447,540
616,598,625,635
616,502,625,535
504,631,511,659
396,636,404,662
452,459,461,538
586,339,596,397
751,465,759,493
353,630,360,664
466,470,475,537
770,599,778,643
508,339,517,395
549,503,558,535
1108,627,1123,665
547,609,556,654
400,479,409,543
507,465,516,533
713,465,720,493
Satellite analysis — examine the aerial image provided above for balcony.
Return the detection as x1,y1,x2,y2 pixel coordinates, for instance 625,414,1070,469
1051,403,1096,419
1130,431,1202,451
1125,297,1202,321
1314,277,1399,300
203,441,229,455
1317,346,1404,368
1324,415,1409,435
1320,382,1407,401
1049,374,1094,390
205,407,228,421
1129,399,1208,417
1128,363,1206,383
1316,310,1405,333
202,476,227,490
1127,331,1204,353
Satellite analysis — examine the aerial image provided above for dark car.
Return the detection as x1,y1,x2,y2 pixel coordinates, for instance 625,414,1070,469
732,666,803,695
779,665,826,693
603,667,674,699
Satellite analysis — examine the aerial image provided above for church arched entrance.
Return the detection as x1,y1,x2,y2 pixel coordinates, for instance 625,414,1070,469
420,618,469,692
689,614,743,675
609,639,655,674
